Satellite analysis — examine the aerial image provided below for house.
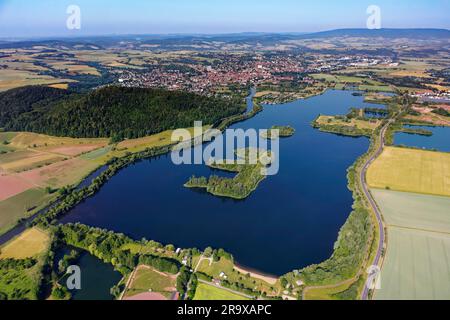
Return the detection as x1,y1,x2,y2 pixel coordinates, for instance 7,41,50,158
296,280,304,287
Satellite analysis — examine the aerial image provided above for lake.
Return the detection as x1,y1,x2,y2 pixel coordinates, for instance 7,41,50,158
395,125,450,152
61,90,372,276
55,247,122,300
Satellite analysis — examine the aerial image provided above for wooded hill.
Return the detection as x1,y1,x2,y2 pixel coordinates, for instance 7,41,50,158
0,86,245,140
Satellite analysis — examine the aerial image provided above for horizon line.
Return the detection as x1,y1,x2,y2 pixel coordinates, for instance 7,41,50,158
1,27,450,42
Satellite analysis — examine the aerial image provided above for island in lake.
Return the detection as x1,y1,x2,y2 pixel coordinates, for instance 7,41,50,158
184,149,273,200
260,125,296,140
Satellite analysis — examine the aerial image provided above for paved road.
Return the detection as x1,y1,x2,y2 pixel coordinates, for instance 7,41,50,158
360,122,391,300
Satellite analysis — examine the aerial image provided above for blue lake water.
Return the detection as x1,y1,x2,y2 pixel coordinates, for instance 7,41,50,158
71,252,122,300
395,125,450,152
55,247,122,300
61,90,372,276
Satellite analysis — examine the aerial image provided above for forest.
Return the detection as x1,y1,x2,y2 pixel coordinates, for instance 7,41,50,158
0,85,245,140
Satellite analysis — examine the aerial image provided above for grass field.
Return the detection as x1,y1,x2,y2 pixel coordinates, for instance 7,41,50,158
0,188,52,234
316,116,381,130
0,228,50,259
310,74,339,82
0,260,41,300
193,283,250,300
358,85,395,92
80,145,114,162
125,266,176,299
303,281,355,300
116,127,206,153
0,145,15,153
0,132,19,143
372,189,450,300
367,147,450,197
0,228,49,300
196,257,278,297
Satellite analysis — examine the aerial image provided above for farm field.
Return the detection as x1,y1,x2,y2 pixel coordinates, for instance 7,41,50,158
7,132,108,150
0,174,35,201
44,61,101,76
372,189,450,300
371,189,450,233
124,265,177,299
0,150,39,164
193,283,250,301
375,227,450,300
0,152,64,173
0,188,52,234
18,158,99,188
0,227,50,259
367,147,450,197
0,68,74,92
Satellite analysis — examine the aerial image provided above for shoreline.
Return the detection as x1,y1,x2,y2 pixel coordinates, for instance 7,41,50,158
233,263,278,285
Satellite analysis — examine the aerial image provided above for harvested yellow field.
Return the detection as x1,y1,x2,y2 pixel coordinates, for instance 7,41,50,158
254,91,280,98
0,61,49,72
0,69,74,92
367,147,450,197
9,132,108,149
0,228,50,259
389,70,431,78
48,83,69,90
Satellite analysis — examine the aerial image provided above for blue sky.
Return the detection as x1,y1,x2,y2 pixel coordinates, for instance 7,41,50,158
0,0,449,38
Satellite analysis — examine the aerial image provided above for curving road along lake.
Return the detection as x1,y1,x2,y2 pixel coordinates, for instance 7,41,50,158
61,90,380,276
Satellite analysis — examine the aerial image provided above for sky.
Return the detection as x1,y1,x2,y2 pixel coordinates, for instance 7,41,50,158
0,0,449,38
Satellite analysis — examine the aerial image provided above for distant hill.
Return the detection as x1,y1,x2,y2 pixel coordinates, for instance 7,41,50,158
0,86,245,140
1,28,448,49
299,28,450,39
